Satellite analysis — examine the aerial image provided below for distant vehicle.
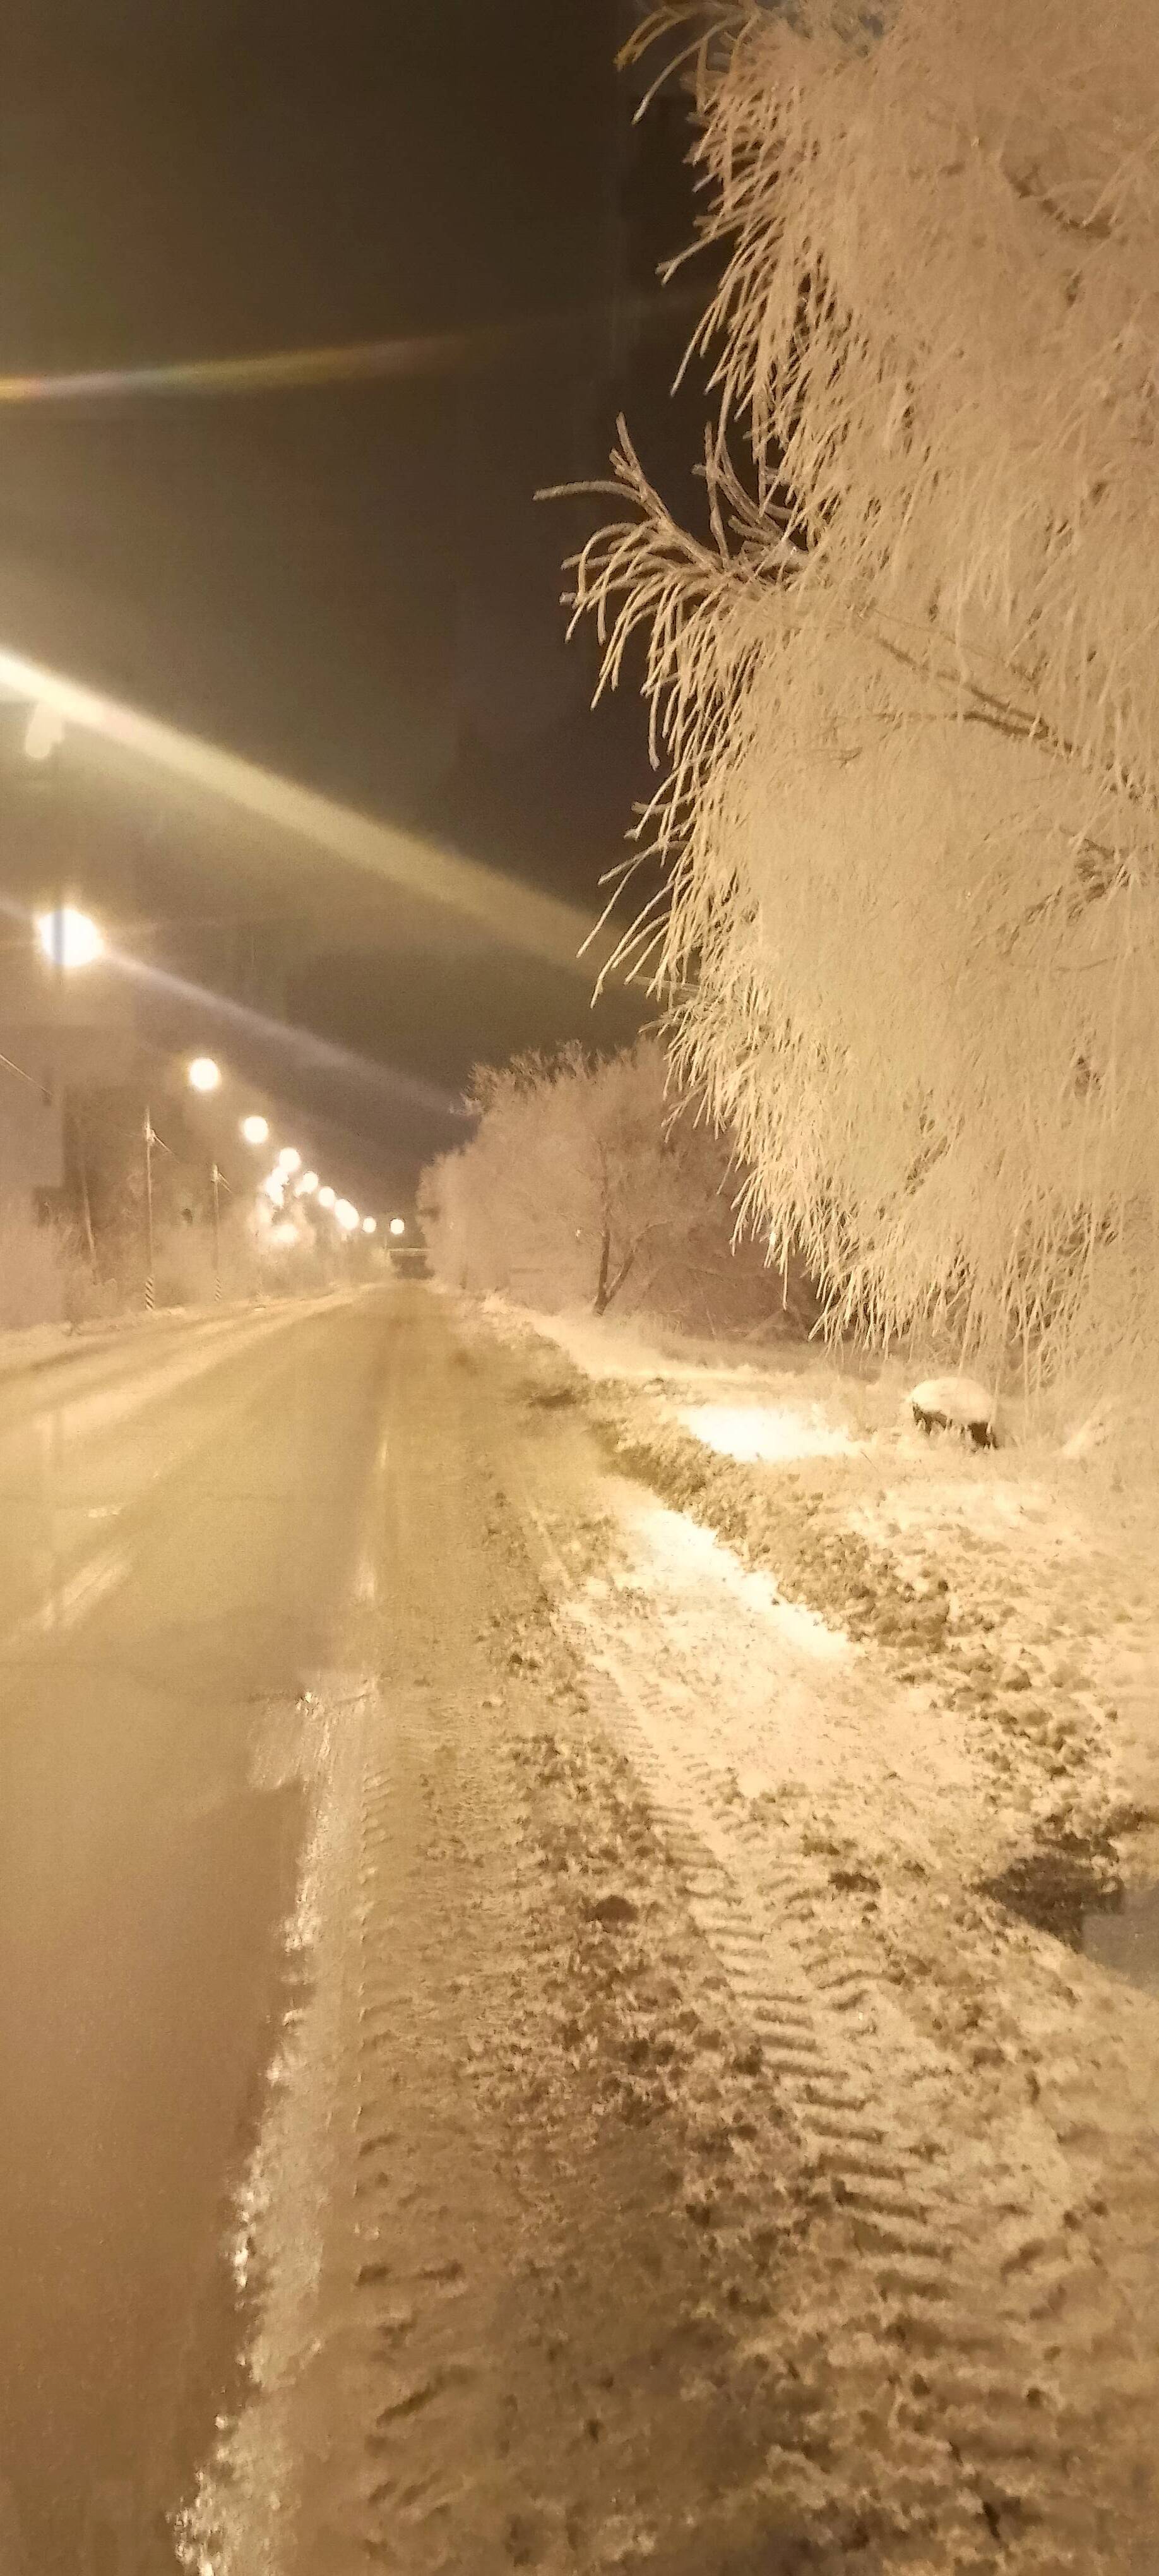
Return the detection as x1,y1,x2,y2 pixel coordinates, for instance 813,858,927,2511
389,1243,430,1279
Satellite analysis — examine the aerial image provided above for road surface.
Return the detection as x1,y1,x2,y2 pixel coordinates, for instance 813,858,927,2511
0,1289,1155,2575
0,1299,387,2572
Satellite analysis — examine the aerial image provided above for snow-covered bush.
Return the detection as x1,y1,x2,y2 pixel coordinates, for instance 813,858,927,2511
571,0,1159,1445
419,1037,814,1334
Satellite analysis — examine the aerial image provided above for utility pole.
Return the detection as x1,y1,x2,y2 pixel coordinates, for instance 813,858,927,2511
50,892,66,1188
211,1162,223,1301
143,1107,155,1312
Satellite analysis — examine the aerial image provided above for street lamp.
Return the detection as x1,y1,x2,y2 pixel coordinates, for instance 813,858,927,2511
389,1217,406,1239
187,1056,222,1094
334,1200,359,1233
317,1185,336,1210
241,1114,269,1146
35,906,104,970
277,1145,302,1174
296,1170,319,1196
362,1216,376,1234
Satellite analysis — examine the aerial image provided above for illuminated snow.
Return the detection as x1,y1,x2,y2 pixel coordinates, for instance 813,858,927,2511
680,1402,858,1464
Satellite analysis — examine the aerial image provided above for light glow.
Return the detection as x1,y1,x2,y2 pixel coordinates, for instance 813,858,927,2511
389,1217,406,1239
35,907,104,970
317,1185,336,1210
277,1146,302,1173
362,1216,376,1234
296,1170,319,1195
241,1114,269,1145
0,647,598,972
187,1056,222,1093
24,703,65,761
680,1404,859,1465
334,1200,359,1233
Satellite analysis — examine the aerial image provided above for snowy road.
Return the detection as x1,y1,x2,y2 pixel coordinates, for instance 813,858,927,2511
0,1297,385,2573
2,1289,1156,2574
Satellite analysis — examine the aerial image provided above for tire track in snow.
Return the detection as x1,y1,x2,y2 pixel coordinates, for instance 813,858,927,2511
506,1460,1151,2569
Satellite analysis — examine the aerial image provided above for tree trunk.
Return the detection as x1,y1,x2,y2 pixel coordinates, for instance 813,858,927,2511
593,1224,635,1316
594,1220,612,1316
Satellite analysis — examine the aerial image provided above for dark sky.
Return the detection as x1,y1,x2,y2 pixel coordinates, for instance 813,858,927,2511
0,1,704,1195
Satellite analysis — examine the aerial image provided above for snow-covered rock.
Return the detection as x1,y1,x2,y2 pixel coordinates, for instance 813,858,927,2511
908,1375,997,1450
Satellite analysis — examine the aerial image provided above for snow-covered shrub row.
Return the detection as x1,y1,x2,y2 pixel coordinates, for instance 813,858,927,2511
418,1037,815,1335
571,0,1159,1449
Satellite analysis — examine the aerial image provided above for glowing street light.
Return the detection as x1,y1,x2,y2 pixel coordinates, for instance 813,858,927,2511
389,1217,406,1239
187,1056,222,1093
334,1199,359,1233
35,906,104,970
362,1216,376,1234
241,1113,269,1146
317,1184,336,1210
297,1169,319,1196
277,1145,302,1174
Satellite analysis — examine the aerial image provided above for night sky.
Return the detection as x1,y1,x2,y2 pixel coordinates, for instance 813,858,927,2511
0,1,708,1197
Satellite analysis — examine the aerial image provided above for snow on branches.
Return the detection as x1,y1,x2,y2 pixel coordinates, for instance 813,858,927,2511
418,1038,814,1335
571,0,1159,1438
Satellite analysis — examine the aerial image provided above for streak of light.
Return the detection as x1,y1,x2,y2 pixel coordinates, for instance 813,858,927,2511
0,290,698,410
0,326,509,405
109,954,469,1125
24,702,66,761
0,645,599,975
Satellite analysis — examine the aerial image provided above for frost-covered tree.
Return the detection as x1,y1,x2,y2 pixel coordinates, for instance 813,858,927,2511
572,0,1159,1434
419,1037,814,1333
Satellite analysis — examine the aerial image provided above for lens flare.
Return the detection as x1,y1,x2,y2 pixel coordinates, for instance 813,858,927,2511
0,648,602,974
35,907,104,970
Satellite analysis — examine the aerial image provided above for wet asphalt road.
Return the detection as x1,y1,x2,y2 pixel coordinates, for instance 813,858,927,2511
0,1297,387,2573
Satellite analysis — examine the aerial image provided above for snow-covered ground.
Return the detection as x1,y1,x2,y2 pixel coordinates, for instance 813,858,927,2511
175,1291,1159,2573
482,1296,1159,1900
